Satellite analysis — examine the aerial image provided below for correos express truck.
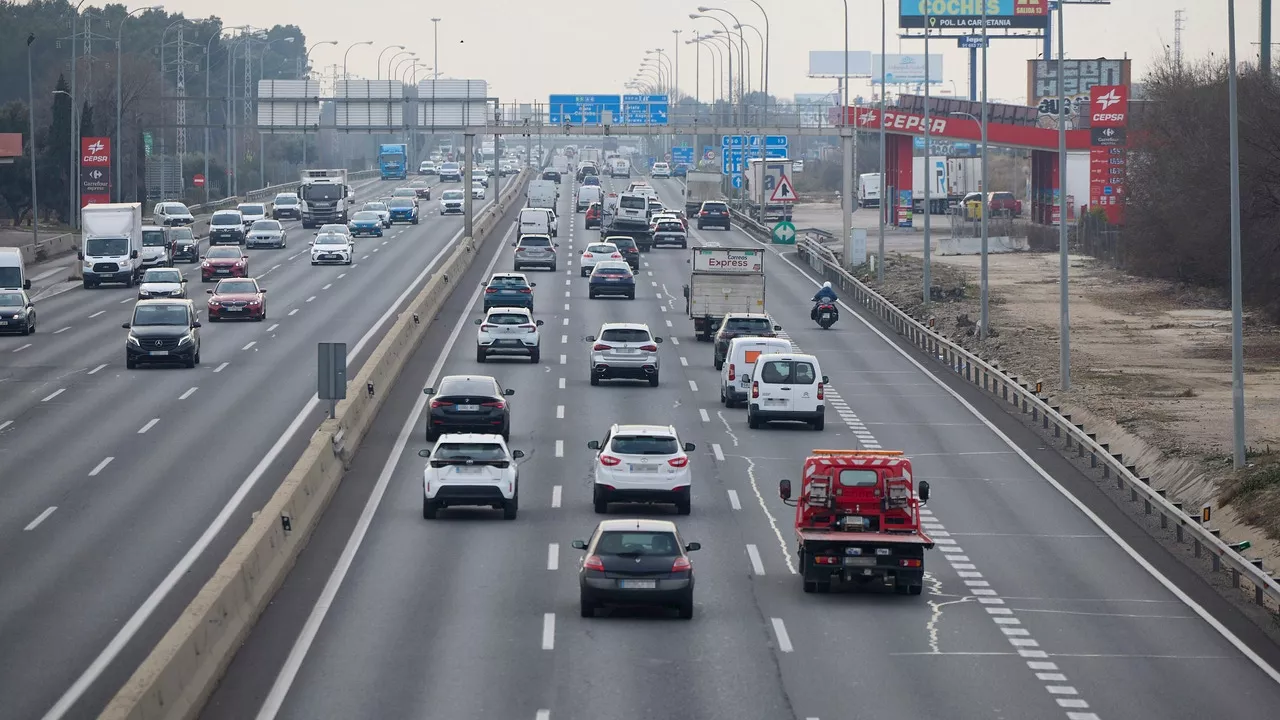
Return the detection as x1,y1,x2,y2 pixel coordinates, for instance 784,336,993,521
80,202,144,288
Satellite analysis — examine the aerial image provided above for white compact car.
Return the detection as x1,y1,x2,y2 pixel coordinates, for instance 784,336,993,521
471,182,486,199
578,242,622,277
475,307,543,363
587,424,695,515
137,267,188,299
746,352,827,430
310,232,354,265
419,433,526,520
650,162,671,179
152,201,194,226
440,189,465,215
586,322,662,386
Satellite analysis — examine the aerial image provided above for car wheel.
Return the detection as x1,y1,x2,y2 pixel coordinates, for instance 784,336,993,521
126,356,137,369
803,580,817,594
346,258,353,265
580,592,597,618
422,497,440,519
592,486,608,514
255,313,265,322
747,411,760,429
713,357,723,371
184,353,196,369
503,491,518,520
476,347,486,363
648,371,659,388
194,349,201,364
550,263,557,272
311,262,318,266
589,373,599,386
530,347,540,364
697,222,704,229
676,595,694,619
581,268,588,277
813,416,825,431
675,496,691,516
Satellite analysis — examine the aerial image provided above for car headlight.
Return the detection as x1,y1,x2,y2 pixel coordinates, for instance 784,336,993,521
177,333,195,346
14,309,27,318
127,334,141,346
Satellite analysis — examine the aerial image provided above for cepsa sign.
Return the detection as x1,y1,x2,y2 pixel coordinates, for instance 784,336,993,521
847,108,951,136
81,137,111,165
1089,85,1129,127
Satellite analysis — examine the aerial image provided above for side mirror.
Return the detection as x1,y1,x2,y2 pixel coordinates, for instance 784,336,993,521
683,442,696,452
417,449,431,458
121,322,131,329
529,282,537,287
571,540,587,550
77,250,85,260
206,289,214,294
535,320,544,326
685,542,701,552
779,479,792,501
654,337,664,343
24,279,32,289
192,321,202,328
479,281,487,287
774,325,782,331
584,335,596,342
503,388,515,396
511,242,517,247
308,240,315,245
259,288,266,293
587,440,601,450
180,277,188,283
423,387,435,395
130,250,139,259
511,450,526,459
313,232,319,236
822,375,829,384
474,318,483,325
919,480,931,503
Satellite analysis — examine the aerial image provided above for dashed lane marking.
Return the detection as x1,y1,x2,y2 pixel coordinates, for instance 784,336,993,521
41,389,65,402
547,544,559,571
556,405,564,419
242,341,256,351
558,378,565,390
711,443,725,462
305,296,316,303
727,489,742,510
322,283,332,290
54,326,71,334
551,485,562,508
699,408,710,423
88,457,114,476
771,618,794,653
87,363,107,375
288,309,299,316
24,506,57,532
554,440,564,457
0,420,12,431
179,387,197,400
89,310,105,318
541,613,556,650
213,362,229,373
688,380,698,392
266,324,279,332
12,343,31,353
137,418,159,434
746,544,766,575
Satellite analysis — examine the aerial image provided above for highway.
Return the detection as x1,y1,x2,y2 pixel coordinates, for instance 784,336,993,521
0,169,516,720
200,168,1280,720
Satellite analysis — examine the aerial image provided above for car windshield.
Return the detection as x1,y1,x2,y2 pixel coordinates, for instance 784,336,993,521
252,220,281,232
610,434,678,455
620,196,646,209
437,379,499,398
319,225,347,234
519,237,551,247
211,213,240,226
488,276,528,289
239,204,264,215
442,190,464,200
274,196,297,205
838,469,879,487
216,280,258,294
352,212,379,222
163,203,189,214
170,228,195,241
142,229,167,247
143,269,182,283
315,235,346,246
609,238,637,250
132,304,189,326
206,247,242,259
0,291,24,306
388,199,414,208
364,203,387,211
600,328,649,343
725,318,773,333
596,531,680,556
584,177,600,185
586,244,616,254
441,163,459,171
487,312,530,325
433,443,507,462
657,222,683,232
542,172,558,180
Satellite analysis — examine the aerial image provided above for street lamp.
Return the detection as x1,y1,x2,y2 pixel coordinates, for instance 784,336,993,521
116,5,161,203
1227,0,1246,468
391,53,418,82
431,18,442,79
672,31,681,102
377,44,406,80
742,0,771,113
299,40,336,168
27,33,39,248
647,49,672,91
735,23,765,106
712,29,749,97
950,110,989,339
387,50,414,80
690,14,732,105
700,34,728,107
699,7,746,101
203,25,249,203
343,40,373,80
68,0,95,226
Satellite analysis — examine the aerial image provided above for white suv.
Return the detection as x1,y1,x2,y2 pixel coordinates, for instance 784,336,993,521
153,201,194,226
587,424,696,515
650,162,671,179
419,433,525,519
475,307,543,363
586,322,663,386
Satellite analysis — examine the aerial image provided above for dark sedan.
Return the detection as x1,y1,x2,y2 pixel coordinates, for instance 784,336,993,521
169,226,200,263
588,262,636,300
481,273,536,312
0,290,36,335
603,235,640,271
574,518,699,619
423,375,515,441
696,200,731,230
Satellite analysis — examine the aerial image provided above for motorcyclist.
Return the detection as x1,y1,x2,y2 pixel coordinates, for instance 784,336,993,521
811,282,838,320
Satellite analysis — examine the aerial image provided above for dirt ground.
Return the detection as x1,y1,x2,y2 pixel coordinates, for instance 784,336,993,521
855,250,1280,574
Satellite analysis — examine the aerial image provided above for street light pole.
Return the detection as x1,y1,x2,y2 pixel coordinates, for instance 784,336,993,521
1228,0,1247,468
878,0,886,284
27,34,39,248
922,3,933,305
979,1,989,339
745,0,770,116
117,7,157,203
343,40,374,81
672,32,681,101
387,50,414,81
431,18,441,78
69,0,92,227
1056,0,1070,390
300,40,337,169
841,0,851,273
377,44,405,80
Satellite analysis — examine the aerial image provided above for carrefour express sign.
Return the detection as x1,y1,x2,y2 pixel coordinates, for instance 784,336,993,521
899,0,1050,29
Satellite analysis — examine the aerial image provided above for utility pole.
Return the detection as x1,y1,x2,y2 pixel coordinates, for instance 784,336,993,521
1173,9,1186,69
922,5,932,305
1263,0,1273,76
1228,0,1247,468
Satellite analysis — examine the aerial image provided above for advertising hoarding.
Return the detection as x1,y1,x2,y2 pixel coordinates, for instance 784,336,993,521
899,0,1049,30
80,137,111,206
871,54,944,85
1027,58,1131,127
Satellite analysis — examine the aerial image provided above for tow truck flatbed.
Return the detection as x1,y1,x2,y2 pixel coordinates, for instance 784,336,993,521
794,530,934,548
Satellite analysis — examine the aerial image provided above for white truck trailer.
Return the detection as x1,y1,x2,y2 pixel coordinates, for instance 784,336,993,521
682,247,766,341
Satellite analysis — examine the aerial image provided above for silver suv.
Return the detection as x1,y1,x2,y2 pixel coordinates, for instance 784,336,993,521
585,322,663,387
513,234,557,272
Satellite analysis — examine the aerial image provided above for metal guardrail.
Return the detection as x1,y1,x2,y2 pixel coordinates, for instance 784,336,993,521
728,207,1280,615
185,169,381,216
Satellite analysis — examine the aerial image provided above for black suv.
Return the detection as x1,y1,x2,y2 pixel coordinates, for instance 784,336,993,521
123,299,201,369
712,314,782,370
542,169,562,184
696,201,731,230
208,210,246,245
604,235,640,272
423,375,516,441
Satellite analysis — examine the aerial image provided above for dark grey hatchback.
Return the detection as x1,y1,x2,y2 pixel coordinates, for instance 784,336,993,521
574,518,700,619
424,375,515,441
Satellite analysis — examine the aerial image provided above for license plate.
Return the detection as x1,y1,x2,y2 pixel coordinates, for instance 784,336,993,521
614,348,638,354
452,465,483,474
843,556,876,567
225,307,244,312
821,313,832,320
618,579,656,589
0,321,8,325
765,398,786,405
457,404,480,412
216,269,229,274
629,463,658,473
150,350,169,356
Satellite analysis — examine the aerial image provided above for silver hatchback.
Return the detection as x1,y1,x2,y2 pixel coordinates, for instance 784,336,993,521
246,219,286,248
586,322,663,387
513,234,557,271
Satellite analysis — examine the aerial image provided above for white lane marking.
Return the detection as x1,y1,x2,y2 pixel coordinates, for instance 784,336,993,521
88,457,114,476
563,303,570,310
560,335,567,344
87,363,107,375
322,283,332,290
665,319,673,327
699,408,710,423
711,443,725,462
12,343,31,353
547,543,559,571
137,419,160,434
288,309,298,316
54,326,71,334
213,362,229,373
558,377,565,390
541,613,556,650
305,296,316,303
41,389,65,402
25,506,58,531
242,341,256,351
564,291,570,297
562,318,569,326
337,273,346,279
556,405,564,419
670,337,679,346
565,279,570,286
559,354,566,365
179,387,198,400
771,618,794,653
746,544,766,575
88,310,105,318
555,440,564,458
688,380,698,392
119,298,132,304
551,485,562,508
651,281,658,287
226,219,503,720
679,356,688,367
266,323,279,332
727,489,742,510
271,264,282,271
0,420,12,431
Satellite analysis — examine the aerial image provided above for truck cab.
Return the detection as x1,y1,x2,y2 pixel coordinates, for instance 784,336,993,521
779,450,933,595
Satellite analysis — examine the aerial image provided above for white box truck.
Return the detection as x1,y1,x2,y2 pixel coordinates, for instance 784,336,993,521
683,247,766,341
683,171,724,215
80,202,144,288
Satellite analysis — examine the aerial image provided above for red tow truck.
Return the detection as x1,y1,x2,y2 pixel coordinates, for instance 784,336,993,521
778,450,934,595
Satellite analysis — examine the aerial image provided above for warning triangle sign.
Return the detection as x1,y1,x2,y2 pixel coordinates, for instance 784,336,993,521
770,174,798,202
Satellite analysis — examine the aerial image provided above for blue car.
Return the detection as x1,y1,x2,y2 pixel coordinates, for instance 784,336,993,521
482,272,536,311
348,211,384,237
588,261,636,300
387,198,420,224
582,176,601,187
672,164,689,178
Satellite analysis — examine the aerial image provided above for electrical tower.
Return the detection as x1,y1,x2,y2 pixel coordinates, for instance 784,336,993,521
176,28,187,155
1174,9,1186,68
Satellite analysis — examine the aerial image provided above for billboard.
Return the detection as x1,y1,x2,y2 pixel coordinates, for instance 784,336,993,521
900,0,1050,29
1088,85,1129,225
1027,59,1131,128
807,51,873,78
80,136,111,206
871,54,944,85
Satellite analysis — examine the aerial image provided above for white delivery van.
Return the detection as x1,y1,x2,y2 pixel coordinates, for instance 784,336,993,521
527,180,558,210
746,352,827,430
518,208,551,237
858,173,881,208
0,247,30,290
576,185,602,213
609,157,631,178
721,337,792,409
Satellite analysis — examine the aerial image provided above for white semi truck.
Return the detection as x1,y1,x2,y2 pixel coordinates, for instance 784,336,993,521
299,169,351,228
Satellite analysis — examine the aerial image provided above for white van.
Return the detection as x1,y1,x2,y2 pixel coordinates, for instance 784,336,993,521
721,337,792,408
609,157,631,178
0,247,30,290
518,208,552,237
746,352,827,430
576,185,602,212
527,179,558,210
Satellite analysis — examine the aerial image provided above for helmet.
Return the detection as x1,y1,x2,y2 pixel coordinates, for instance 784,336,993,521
823,281,832,289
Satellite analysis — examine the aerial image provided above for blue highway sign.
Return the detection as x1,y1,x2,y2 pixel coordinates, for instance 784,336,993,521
622,94,669,125
958,36,989,49
548,94,622,125
672,147,694,164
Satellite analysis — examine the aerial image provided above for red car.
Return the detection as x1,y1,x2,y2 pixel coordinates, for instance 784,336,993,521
202,246,248,282
206,277,267,321
585,202,602,229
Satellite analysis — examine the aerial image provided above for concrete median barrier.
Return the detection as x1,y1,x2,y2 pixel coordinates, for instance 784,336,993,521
98,169,531,720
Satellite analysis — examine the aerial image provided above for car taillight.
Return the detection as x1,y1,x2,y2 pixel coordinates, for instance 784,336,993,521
481,400,506,409
485,287,497,293
583,252,593,258
751,381,759,399
480,323,493,331
611,253,621,258
518,288,531,293
699,211,708,216
817,382,824,400
593,343,611,351
728,363,735,381
430,400,453,408
599,454,622,466
639,344,658,352
520,323,536,331
900,559,922,568
668,456,688,468
515,247,525,252
814,555,840,565
671,556,692,572
583,555,606,572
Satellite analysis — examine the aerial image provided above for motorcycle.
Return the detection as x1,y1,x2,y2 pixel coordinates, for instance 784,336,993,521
815,303,838,329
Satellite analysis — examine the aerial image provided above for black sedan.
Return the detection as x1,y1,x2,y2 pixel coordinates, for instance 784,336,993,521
588,262,635,300
574,518,699,619
423,375,515,441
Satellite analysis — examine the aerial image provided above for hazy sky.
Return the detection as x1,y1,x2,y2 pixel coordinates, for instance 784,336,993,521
156,0,1267,104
